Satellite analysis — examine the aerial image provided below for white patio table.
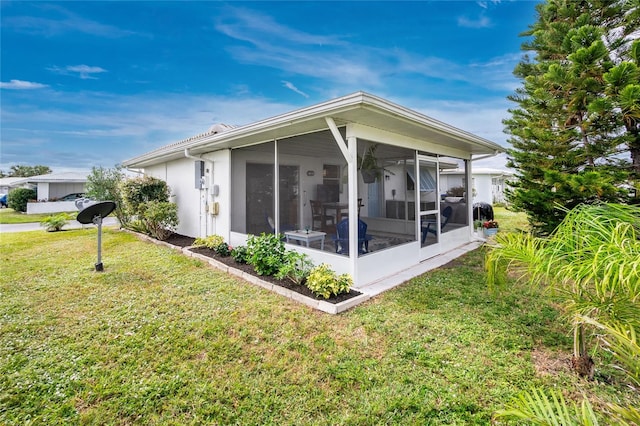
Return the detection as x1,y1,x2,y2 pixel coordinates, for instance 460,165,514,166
284,230,326,250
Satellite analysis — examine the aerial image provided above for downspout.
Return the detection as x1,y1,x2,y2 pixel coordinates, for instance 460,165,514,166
185,148,208,237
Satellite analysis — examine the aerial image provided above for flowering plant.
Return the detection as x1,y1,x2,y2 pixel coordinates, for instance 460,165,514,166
483,220,499,229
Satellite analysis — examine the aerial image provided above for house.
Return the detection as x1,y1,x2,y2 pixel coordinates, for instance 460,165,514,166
440,167,514,205
122,92,503,288
0,177,32,195
11,172,89,214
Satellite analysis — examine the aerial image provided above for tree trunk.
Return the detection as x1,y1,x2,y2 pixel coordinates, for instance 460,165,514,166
572,324,595,379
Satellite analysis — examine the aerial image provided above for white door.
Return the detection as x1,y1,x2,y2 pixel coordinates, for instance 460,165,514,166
417,155,441,260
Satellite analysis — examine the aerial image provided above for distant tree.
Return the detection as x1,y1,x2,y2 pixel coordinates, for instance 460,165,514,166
4,165,52,177
504,0,639,235
85,165,130,227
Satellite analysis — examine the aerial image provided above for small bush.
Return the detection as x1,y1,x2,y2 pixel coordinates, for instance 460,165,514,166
140,201,178,241
127,219,149,235
231,246,249,264
275,251,314,285
214,242,232,257
193,235,225,250
121,175,170,216
40,213,73,232
246,233,286,276
7,188,37,212
306,263,353,299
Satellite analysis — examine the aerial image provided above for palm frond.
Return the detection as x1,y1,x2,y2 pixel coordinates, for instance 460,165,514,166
494,388,599,426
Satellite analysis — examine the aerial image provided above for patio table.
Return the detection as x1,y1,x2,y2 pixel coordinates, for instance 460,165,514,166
284,230,326,249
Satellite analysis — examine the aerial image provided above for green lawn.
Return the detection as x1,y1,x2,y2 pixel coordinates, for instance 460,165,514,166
1,216,636,424
493,206,529,233
0,208,76,224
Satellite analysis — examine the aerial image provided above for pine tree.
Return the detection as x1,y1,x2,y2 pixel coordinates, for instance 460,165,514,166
505,0,639,234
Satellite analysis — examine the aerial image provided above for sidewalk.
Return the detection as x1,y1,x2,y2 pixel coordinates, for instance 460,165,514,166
0,217,119,233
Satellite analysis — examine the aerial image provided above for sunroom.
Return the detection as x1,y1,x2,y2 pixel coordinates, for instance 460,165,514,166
122,92,503,288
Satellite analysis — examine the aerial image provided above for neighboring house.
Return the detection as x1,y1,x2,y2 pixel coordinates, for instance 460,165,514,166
0,177,34,194
13,171,88,201
440,167,514,205
123,92,503,288
9,172,89,214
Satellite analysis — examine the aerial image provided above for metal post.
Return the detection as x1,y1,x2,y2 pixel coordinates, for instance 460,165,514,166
94,215,104,271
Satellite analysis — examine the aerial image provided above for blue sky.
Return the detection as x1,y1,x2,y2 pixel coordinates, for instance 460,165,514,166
1,1,540,174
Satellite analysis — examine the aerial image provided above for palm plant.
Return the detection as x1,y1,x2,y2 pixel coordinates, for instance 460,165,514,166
494,318,639,425
487,203,640,425
486,203,640,377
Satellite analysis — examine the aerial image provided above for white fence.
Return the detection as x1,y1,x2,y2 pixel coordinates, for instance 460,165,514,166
27,201,79,214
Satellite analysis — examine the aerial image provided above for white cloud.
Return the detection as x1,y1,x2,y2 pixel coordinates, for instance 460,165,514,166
0,79,48,90
458,15,492,29
3,4,140,38
48,65,107,79
282,81,309,98
214,7,515,92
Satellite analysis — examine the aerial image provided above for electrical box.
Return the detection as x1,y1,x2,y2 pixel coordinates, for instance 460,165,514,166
211,184,219,196
209,202,219,215
194,161,205,189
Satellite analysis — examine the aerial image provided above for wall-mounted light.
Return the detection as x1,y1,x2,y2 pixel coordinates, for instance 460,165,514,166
306,170,315,176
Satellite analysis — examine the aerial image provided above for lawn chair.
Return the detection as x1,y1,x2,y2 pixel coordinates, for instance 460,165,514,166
421,205,453,243
332,218,372,254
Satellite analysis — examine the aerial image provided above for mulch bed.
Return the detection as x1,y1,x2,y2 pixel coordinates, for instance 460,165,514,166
164,233,362,304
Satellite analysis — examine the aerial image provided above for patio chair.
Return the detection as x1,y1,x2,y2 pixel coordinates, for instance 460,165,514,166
310,199,336,232
421,205,453,243
332,218,372,254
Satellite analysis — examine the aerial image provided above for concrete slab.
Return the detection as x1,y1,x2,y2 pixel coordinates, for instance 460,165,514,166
354,241,484,297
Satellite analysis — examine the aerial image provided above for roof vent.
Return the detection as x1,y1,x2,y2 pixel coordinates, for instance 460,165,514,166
207,123,235,134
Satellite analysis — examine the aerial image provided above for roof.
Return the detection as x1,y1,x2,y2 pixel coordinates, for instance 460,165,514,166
123,91,504,169
12,171,89,184
0,177,28,187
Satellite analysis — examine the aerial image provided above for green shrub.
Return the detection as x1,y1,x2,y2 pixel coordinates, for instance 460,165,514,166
7,188,37,212
214,242,231,257
86,165,130,226
193,235,225,250
306,263,353,299
40,213,73,232
246,233,286,276
121,175,170,216
140,201,178,241
231,246,249,264
275,251,314,285
127,219,149,235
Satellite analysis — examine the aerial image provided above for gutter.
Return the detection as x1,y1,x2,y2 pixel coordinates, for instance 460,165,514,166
471,151,501,162
184,148,203,161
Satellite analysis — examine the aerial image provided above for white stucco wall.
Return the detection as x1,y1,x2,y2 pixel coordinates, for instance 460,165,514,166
473,175,493,204
27,201,78,214
145,150,232,240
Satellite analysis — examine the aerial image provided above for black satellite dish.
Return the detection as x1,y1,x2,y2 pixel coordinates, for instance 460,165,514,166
77,201,116,272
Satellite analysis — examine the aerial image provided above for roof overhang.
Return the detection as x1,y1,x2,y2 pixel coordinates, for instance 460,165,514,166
123,92,504,169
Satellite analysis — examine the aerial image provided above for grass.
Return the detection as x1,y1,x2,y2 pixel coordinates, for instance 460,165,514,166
493,206,529,233
1,212,637,424
0,208,77,224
